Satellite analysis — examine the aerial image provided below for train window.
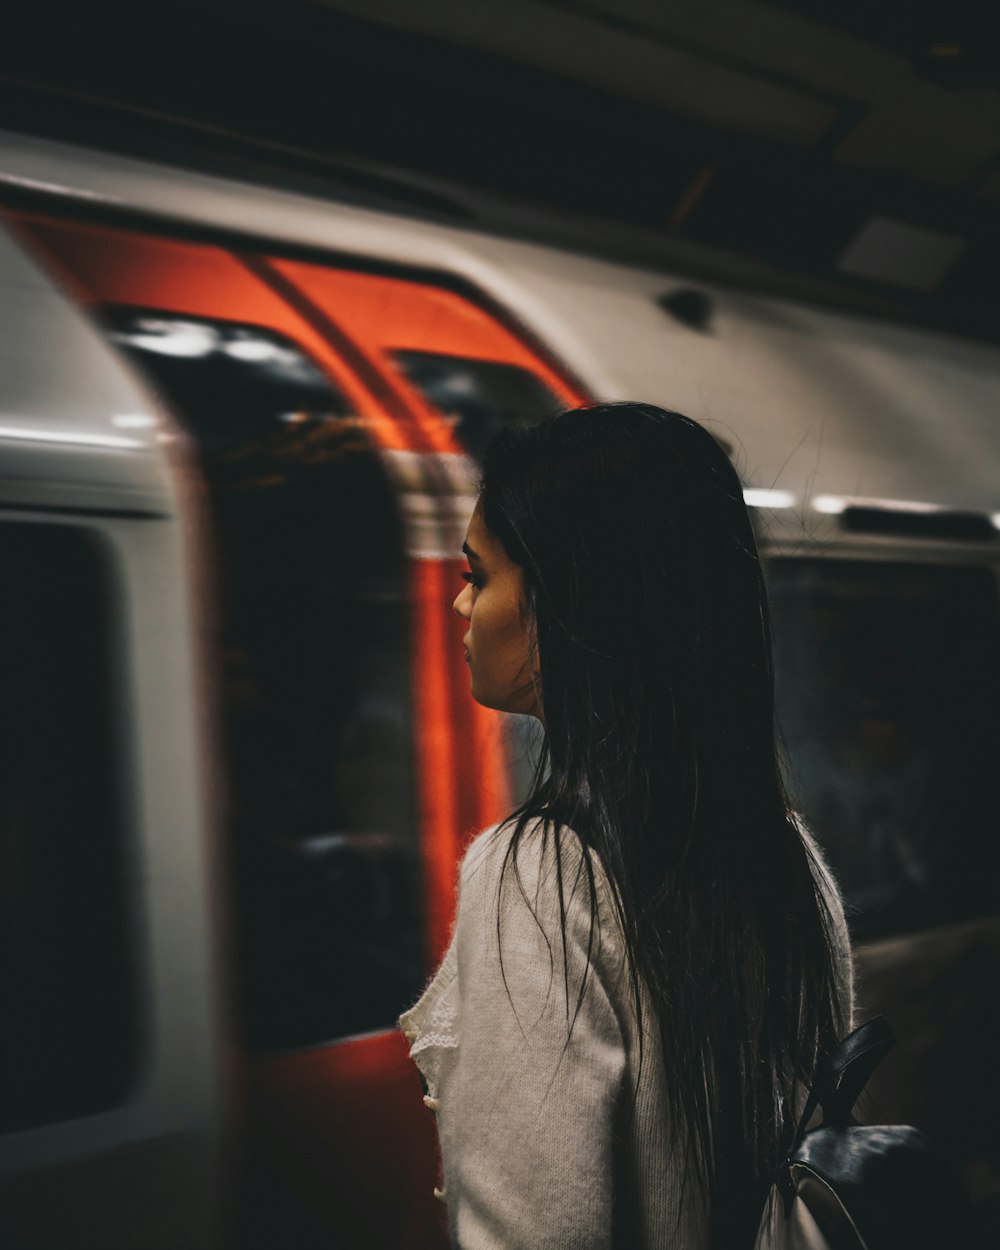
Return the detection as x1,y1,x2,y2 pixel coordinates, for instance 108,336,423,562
390,349,561,462
104,311,353,453
107,308,423,1052
0,523,137,1132
770,558,1000,941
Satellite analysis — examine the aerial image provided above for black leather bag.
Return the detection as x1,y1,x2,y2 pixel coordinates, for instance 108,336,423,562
753,1016,976,1250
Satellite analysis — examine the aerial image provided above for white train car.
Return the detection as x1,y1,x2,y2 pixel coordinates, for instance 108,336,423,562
1,128,998,1248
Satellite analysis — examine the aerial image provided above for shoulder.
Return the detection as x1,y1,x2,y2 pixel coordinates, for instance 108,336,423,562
452,818,631,1065
459,815,615,923
456,815,627,984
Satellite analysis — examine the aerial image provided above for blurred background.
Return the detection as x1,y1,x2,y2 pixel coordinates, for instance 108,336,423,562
5,0,1000,337
1,2,999,1247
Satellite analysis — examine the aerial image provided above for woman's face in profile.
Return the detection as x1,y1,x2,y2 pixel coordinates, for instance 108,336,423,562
453,501,541,719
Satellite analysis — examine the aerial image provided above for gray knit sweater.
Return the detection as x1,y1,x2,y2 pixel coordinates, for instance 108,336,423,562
399,817,855,1250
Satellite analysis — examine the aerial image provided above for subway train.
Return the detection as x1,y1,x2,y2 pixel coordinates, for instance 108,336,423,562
1,127,999,1248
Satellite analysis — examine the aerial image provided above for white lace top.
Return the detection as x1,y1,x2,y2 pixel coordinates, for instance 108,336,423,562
401,931,459,1102
399,817,855,1249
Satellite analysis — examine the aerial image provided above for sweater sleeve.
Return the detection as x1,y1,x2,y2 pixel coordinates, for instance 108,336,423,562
440,822,629,1250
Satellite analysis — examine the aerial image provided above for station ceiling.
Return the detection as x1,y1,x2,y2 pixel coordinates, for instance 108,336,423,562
3,0,1000,341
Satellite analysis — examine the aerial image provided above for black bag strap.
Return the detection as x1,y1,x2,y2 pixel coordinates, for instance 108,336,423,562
787,1016,896,1157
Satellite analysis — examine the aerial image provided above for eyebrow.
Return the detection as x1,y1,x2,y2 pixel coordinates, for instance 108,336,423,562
462,542,482,563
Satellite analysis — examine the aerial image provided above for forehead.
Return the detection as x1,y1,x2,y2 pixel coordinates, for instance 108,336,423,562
465,501,490,549
466,501,509,564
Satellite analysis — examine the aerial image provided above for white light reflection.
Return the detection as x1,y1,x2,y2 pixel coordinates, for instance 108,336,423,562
223,337,292,364
0,425,142,449
117,321,218,358
112,413,158,429
813,495,846,514
743,488,796,509
814,494,946,515
0,172,115,202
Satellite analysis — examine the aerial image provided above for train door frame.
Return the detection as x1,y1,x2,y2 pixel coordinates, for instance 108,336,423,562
2,201,590,1249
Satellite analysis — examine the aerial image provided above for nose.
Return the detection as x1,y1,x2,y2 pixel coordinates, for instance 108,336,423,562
453,583,472,619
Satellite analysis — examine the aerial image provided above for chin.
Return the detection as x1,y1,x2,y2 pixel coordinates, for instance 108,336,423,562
469,681,511,714
469,685,500,711
471,683,539,719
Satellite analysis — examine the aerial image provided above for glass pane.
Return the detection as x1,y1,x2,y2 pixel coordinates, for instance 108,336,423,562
107,307,423,1052
769,558,1000,940
390,349,561,462
0,524,137,1132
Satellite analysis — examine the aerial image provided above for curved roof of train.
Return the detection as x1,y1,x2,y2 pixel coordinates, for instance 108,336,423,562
1,128,999,533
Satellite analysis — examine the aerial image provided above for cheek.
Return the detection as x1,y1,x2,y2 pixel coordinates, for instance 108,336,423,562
488,603,532,671
469,595,517,655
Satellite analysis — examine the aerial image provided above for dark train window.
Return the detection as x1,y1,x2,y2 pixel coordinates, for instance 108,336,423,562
769,559,1000,941
390,350,561,462
107,308,423,1052
104,311,353,455
0,523,137,1132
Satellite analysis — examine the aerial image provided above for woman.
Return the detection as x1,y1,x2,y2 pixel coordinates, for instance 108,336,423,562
399,403,854,1249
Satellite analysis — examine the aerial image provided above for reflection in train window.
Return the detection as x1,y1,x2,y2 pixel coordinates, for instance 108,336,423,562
770,559,1000,940
105,310,353,455
0,524,137,1131
108,308,423,1052
391,349,561,462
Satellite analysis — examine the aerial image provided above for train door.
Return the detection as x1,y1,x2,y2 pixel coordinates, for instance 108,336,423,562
7,209,586,1249
0,222,224,1249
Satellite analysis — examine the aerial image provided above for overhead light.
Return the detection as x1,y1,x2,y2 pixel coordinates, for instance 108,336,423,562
743,488,796,509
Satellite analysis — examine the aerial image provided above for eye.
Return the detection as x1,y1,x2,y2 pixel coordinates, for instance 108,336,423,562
461,570,483,590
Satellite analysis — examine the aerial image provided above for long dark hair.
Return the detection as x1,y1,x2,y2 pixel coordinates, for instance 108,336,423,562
479,402,846,1246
